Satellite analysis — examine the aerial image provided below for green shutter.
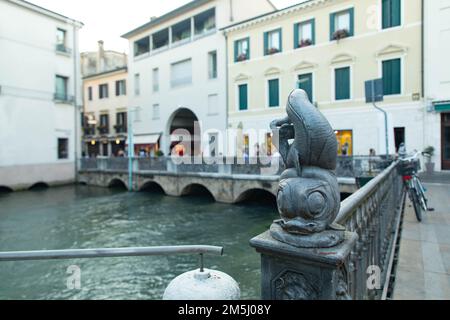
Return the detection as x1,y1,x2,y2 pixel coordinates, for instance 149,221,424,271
383,58,401,95
335,67,350,100
392,0,401,27
311,19,316,45
278,29,283,52
349,8,355,36
264,32,269,55
268,79,279,107
298,73,313,102
246,38,250,60
330,13,336,40
294,23,299,49
382,0,390,29
234,40,238,62
239,84,248,110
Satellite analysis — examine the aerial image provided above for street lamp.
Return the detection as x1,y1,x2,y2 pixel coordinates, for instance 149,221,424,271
127,107,141,192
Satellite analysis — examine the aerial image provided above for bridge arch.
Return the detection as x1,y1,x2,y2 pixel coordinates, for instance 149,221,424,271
139,181,166,194
166,108,201,156
108,178,128,190
234,188,277,206
0,186,13,193
28,182,49,191
180,183,215,200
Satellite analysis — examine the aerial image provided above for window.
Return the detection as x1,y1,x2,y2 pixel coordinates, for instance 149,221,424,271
238,84,248,111
152,68,159,92
57,138,69,159
116,80,126,96
330,8,354,40
298,73,313,102
234,38,250,62
294,20,315,49
134,36,150,57
382,0,401,29
172,19,191,44
171,59,192,88
88,86,93,101
55,75,68,100
153,104,160,120
194,8,216,36
56,28,67,52
115,112,127,133
134,74,140,95
382,58,401,95
152,29,169,50
394,127,405,152
335,130,353,156
208,51,217,79
208,94,219,115
99,84,109,99
99,114,109,134
268,79,280,108
264,29,282,55
335,67,351,100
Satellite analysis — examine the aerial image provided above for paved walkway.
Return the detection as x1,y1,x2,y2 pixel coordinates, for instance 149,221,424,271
394,182,450,300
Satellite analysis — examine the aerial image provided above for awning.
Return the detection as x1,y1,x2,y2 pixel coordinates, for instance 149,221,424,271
132,134,161,145
434,102,450,113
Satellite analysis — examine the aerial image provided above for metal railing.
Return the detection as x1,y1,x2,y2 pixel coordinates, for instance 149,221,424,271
335,160,404,300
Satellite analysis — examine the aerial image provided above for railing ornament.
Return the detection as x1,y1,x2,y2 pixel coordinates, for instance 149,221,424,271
269,89,345,248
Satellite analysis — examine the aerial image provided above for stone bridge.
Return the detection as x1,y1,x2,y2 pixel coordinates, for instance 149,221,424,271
78,168,357,204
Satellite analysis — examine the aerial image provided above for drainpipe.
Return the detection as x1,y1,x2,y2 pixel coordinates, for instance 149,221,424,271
73,24,79,183
224,31,229,157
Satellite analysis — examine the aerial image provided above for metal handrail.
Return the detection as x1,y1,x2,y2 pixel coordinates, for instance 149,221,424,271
0,245,223,262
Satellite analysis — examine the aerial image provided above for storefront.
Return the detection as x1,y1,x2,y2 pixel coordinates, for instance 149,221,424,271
335,130,353,156
111,137,126,157
86,139,100,158
131,134,161,157
434,103,450,170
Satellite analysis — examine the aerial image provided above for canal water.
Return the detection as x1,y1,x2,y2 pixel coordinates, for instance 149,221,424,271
0,185,278,300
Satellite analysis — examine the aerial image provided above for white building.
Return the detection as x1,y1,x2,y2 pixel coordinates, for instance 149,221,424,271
0,0,83,191
424,0,450,171
122,0,276,157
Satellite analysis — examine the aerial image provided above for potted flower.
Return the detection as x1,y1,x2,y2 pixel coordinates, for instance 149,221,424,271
237,53,248,62
299,39,312,48
268,47,280,55
422,146,436,173
333,29,349,41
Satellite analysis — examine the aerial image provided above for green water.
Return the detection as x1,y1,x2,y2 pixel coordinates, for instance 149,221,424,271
0,185,277,300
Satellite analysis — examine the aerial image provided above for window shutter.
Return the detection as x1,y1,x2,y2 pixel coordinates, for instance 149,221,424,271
264,32,269,55
392,0,401,27
294,23,299,49
234,40,238,62
311,19,316,45
246,38,250,59
349,8,355,36
239,84,248,110
330,13,336,40
382,0,390,29
269,79,279,107
279,29,283,52
298,74,313,102
336,68,350,100
116,81,119,96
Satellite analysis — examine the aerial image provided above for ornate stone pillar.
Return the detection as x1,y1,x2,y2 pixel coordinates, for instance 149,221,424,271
250,89,358,300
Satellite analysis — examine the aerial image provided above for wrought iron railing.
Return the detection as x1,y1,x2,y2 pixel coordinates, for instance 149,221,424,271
335,161,404,300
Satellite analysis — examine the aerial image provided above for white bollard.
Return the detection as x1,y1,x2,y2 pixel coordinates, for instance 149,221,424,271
163,268,240,300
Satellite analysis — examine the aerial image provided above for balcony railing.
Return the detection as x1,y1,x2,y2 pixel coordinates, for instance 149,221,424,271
114,125,127,134
54,93,74,103
55,44,72,55
97,126,109,135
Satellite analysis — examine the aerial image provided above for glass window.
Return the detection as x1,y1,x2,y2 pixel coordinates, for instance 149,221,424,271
55,75,68,100
153,104,160,120
134,74,140,95
57,138,69,159
298,73,313,103
56,28,66,52
268,79,280,108
171,59,192,88
99,114,109,134
335,67,350,100
99,84,109,99
88,86,93,101
265,29,282,55
295,20,315,48
115,112,127,133
235,38,250,62
194,8,216,35
134,37,150,57
382,0,401,29
152,29,169,50
331,9,354,40
382,58,401,95
238,84,248,111
208,51,217,79
153,68,159,92
116,80,126,96
172,19,191,44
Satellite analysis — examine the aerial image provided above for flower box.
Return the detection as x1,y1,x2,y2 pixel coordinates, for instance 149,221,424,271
333,29,350,41
299,39,312,48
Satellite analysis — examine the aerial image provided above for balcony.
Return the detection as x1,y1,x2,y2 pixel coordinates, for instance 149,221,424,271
54,93,74,103
194,8,216,38
97,126,109,135
55,44,72,55
83,126,96,136
114,125,127,134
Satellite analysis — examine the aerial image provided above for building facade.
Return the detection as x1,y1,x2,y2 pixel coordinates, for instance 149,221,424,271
0,0,83,191
122,0,276,157
424,0,450,171
224,0,426,161
81,41,129,158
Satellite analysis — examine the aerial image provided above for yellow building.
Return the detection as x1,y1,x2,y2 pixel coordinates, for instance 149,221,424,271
224,0,425,157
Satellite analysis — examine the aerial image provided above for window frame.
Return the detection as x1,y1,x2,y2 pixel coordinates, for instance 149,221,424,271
266,77,281,108
264,28,283,56
236,83,249,112
208,50,218,80
234,37,250,63
57,138,69,160
297,72,314,103
99,83,109,99
330,7,355,41
381,0,403,30
332,65,353,102
379,57,403,96
294,19,315,49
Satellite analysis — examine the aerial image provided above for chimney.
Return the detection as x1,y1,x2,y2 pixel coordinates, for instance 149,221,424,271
97,40,105,73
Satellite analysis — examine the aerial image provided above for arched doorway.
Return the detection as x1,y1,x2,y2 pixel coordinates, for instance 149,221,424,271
167,108,201,157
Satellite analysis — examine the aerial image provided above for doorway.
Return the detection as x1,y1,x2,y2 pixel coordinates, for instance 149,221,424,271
442,113,450,170
394,127,405,153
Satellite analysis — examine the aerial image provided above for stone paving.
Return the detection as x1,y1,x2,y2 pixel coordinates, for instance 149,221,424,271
394,182,450,300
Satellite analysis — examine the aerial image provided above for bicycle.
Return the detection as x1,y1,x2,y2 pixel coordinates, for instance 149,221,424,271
399,150,429,222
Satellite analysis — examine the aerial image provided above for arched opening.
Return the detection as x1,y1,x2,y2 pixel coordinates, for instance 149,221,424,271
181,184,215,201
108,179,127,190
0,186,13,193
340,192,353,202
139,181,166,194
168,108,201,157
235,189,277,208
28,182,49,191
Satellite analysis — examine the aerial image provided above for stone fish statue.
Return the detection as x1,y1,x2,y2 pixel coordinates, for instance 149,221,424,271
270,89,345,248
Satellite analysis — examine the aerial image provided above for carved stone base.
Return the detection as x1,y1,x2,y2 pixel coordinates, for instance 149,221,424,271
270,221,345,249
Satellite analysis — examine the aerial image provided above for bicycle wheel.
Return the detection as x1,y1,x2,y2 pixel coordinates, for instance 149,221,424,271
415,179,429,211
409,188,422,222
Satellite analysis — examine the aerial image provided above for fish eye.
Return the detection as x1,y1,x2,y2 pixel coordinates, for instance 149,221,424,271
307,191,325,216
